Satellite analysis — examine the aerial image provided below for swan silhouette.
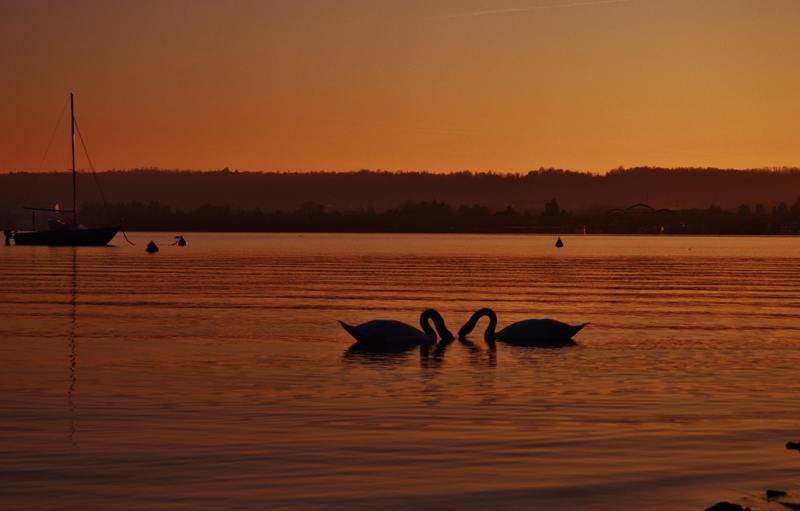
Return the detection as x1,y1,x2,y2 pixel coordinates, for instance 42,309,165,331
339,309,454,346
458,308,587,346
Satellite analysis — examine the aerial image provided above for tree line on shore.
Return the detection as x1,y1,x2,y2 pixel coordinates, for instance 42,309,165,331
68,196,800,234
5,167,800,234
5,166,800,217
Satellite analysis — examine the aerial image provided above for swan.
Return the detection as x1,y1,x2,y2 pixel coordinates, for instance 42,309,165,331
339,309,454,346
458,308,587,346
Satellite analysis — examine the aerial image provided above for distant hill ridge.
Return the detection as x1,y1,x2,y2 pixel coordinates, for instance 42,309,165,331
3,167,800,216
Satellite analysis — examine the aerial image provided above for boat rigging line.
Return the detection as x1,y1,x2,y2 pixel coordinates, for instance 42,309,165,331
22,96,70,207
73,119,135,245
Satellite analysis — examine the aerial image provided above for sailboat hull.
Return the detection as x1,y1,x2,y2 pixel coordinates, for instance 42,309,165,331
13,227,119,246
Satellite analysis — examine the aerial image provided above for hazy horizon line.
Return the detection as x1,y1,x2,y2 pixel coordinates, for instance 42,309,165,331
5,165,800,176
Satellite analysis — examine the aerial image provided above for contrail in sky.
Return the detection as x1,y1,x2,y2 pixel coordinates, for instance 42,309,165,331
432,0,640,19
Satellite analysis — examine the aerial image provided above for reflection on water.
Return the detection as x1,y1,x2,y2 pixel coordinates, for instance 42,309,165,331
458,337,498,369
343,342,423,363
343,339,455,370
68,248,78,447
2,234,800,511
420,338,454,370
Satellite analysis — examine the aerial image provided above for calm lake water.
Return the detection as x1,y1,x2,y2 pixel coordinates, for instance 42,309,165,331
2,233,800,510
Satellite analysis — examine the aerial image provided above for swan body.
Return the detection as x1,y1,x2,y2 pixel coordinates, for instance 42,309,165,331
340,309,454,346
458,308,586,346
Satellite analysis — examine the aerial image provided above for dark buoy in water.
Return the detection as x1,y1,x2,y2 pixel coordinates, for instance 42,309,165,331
176,235,186,246
555,237,563,248
4,229,11,246
146,241,159,253
704,503,749,511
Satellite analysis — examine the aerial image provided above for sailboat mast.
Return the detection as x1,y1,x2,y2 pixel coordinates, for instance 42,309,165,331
70,93,77,225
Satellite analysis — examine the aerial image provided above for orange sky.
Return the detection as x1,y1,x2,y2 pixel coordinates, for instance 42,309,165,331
1,0,799,174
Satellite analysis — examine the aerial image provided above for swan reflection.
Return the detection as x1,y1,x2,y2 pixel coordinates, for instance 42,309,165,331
344,342,421,357
342,337,456,369
419,337,455,370
458,337,497,368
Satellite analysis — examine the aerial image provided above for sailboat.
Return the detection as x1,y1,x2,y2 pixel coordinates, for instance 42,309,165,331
12,94,119,246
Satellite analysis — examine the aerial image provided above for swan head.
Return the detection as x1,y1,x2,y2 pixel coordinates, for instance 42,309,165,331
438,328,455,342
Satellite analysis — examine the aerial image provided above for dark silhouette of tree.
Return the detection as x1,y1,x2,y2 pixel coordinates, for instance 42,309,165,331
5,167,800,224
67,197,800,235
540,198,561,227
791,196,800,215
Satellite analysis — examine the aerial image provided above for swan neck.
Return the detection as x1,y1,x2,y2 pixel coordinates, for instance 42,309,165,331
420,309,447,339
482,309,497,341
421,309,453,341
460,308,496,340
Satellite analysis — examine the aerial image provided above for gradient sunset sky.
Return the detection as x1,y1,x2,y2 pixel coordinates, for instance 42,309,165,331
1,0,799,174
